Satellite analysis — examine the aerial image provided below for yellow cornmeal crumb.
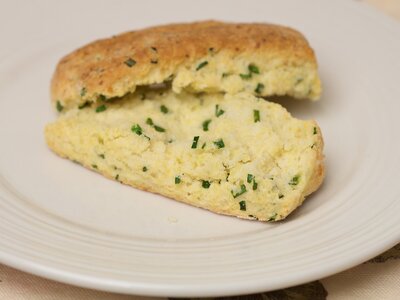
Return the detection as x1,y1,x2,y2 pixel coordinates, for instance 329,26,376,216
45,90,324,221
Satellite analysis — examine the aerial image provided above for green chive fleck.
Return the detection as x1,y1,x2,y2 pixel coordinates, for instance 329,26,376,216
146,118,154,126
202,119,212,131
289,175,300,186
247,174,254,183
56,101,64,112
201,142,206,149
253,179,258,191
255,83,264,94
80,87,87,97
175,176,181,184
115,174,119,180
313,127,317,135
131,124,143,135
92,164,98,169
78,101,91,109
231,184,247,198
239,200,246,211
154,125,166,132
196,61,208,71
240,73,252,79
98,94,107,102
215,105,225,117
248,64,260,74
202,180,211,189
99,154,105,159
213,139,225,149
222,73,230,78
124,58,136,67
268,213,278,221
151,59,158,64
96,105,107,113
191,136,199,149
254,110,260,122
279,194,284,199
160,105,169,114
142,166,148,172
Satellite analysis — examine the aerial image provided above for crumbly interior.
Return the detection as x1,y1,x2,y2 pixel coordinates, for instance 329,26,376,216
45,90,323,221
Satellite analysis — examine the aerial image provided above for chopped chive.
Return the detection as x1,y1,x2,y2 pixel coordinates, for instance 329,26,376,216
313,127,317,135
201,142,206,149
124,58,136,67
278,194,284,199
99,154,105,159
231,184,247,198
131,124,143,135
154,125,166,132
196,61,208,71
248,64,260,74
160,105,169,114
268,213,278,221
289,175,300,186
151,59,158,64
239,200,247,211
215,105,225,117
115,174,119,180
213,138,225,149
56,101,64,112
78,101,91,109
208,47,215,52
80,87,87,97
142,166,148,172
202,119,212,131
255,83,264,94
175,176,181,184
96,104,107,113
146,118,154,126
247,174,254,183
311,143,316,149
191,136,199,149
92,164,98,169
252,179,258,191
254,110,260,122
222,73,230,78
201,180,211,189
151,46,157,52
98,94,107,102
240,73,252,79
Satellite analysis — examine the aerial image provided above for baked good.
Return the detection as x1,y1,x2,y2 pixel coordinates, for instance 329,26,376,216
45,21,324,221
51,21,322,110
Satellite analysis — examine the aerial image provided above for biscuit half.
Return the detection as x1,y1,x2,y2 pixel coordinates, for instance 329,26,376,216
51,21,322,111
45,90,324,221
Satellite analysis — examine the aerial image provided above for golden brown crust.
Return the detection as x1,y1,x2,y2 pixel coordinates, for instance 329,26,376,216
51,20,321,110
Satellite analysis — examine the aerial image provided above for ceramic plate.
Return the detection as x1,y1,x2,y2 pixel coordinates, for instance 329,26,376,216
0,0,399,297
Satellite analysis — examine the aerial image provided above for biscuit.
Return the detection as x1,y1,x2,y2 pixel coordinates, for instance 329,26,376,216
45,90,324,221
51,21,322,111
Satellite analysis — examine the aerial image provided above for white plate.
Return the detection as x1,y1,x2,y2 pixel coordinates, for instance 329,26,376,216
0,0,400,297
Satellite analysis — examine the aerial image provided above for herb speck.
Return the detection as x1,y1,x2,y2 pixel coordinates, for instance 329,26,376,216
196,61,208,71
201,180,211,189
96,104,107,113
202,119,212,131
124,58,136,67
191,136,199,149
56,101,64,112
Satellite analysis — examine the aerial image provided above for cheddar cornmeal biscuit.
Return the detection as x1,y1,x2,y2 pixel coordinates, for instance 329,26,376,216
45,21,324,221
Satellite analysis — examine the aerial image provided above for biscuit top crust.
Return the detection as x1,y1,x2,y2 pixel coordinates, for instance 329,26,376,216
52,21,321,110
